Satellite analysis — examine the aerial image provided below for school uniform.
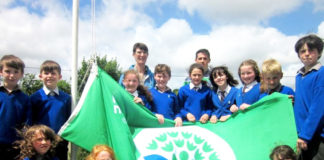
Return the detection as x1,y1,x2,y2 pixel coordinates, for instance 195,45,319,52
150,86,180,120
0,86,31,160
211,86,238,118
178,83,212,121
131,90,152,110
119,65,156,89
23,156,59,160
30,86,71,160
294,63,324,159
236,81,261,107
259,84,295,99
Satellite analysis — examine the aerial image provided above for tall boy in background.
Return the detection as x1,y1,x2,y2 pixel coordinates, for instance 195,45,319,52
30,60,71,160
294,34,324,160
0,55,31,160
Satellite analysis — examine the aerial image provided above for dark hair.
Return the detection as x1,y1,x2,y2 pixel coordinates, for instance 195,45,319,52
133,42,148,54
189,63,204,75
0,54,25,73
40,60,61,75
295,34,323,59
270,145,296,160
154,64,171,77
195,49,210,60
14,125,62,160
238,59,260,83
210,66,238,91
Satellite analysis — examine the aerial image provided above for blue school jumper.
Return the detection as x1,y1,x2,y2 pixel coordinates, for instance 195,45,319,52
294,65,324,142
259,85,295,99
236,83,261,107
178,84,212,121
211,87,238,118
118,65,156,89
30,88,71,133
0,87,31,144
138,92,153,111
150,87,179,119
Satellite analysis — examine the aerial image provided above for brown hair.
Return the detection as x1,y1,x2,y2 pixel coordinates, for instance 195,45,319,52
188,63,206,86
260,59,282,93
154,64,171,77
0,54,25,73
86,144,116,160
238,59,260,84
14,125,62,160
270,145,296,160
40,60,61,74
132,42,148,54
123,70,153,102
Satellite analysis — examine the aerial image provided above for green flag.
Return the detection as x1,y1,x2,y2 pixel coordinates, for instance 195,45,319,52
59,65,297,160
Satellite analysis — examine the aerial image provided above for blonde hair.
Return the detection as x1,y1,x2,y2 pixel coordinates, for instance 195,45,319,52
86,144,116,160
260,59,283,93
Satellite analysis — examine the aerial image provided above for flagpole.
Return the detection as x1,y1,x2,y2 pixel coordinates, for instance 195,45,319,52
71,0,79,159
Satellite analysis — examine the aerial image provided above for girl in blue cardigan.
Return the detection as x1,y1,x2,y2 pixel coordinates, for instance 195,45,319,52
122,69,153,110
209,66,239,123
232,59,261,112
178,63,212,123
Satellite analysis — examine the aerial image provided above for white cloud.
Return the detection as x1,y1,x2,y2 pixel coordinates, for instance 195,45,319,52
1,0,323,90
177,0,302,24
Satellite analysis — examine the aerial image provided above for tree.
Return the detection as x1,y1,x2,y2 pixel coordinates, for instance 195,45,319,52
21,73,71,95
78,56,122,94
21,73,42,95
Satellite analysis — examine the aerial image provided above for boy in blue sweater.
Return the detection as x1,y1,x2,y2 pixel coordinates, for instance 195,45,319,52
30,60,71,160
150,64,182,126
0,55,31,160
294,34,324,160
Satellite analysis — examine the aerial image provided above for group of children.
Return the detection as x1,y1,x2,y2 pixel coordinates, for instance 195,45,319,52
120,34,323,160
1,34,323,160
0,56,70,160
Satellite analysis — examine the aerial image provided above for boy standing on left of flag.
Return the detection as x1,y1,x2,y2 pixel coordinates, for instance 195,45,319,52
0,55,31,160
30,60,71,160
294,34,324,160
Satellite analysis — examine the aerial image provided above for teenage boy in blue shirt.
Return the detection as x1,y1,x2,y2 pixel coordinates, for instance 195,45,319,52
0,55,31,160
30,60,71,160
294,34,324,160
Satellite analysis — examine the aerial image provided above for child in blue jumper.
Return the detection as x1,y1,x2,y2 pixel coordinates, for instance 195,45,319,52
259,59,294,100
232,59,261,112
30,60,71,160
0,55,31,160
122,69,153,110
293,34,324,160
178,63,212,123
150,64,182,126
209,66,239,123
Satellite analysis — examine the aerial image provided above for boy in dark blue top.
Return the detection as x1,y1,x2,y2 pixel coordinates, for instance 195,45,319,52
259,59,295,100
150,64,182,126
294,34,324,160
30,60,71,160
0,55,31,160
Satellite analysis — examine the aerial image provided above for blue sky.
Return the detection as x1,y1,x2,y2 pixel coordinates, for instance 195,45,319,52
0,0,323,89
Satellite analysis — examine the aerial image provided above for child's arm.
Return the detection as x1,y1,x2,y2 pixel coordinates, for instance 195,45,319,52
230,104,239,113
174,117,182,127
186,113,196,122
155,114,164,124
199,114,209,124
133,96,144,105
239,103,250,110
209,115,218,124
